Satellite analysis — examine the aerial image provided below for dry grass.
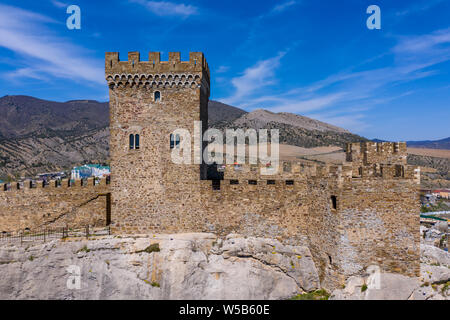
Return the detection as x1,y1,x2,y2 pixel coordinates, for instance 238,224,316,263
278,144,343,161
407,148,450,159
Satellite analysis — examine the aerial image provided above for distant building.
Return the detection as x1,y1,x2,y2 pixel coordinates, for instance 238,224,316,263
432,189,450,199
71,164,110,180
36,172,66,181
421,193,437,206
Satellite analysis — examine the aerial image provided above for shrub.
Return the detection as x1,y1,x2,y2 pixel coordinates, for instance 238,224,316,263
290,289,330,300
441,282,449,296
136,243,160,254
77,245,90,253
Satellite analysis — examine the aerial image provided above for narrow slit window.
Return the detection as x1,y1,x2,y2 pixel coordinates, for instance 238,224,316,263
267,180,275,185
286,180,294,185
248,180,257,185
230,180,239,185
331,195,337,210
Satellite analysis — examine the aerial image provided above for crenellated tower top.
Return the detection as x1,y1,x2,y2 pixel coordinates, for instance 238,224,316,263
105,51,210,96
346,141,407,165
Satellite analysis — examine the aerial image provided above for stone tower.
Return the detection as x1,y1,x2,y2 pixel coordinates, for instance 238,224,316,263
105,51,210,234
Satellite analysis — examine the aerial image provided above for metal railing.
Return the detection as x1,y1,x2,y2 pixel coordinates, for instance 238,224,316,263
0,226,111,244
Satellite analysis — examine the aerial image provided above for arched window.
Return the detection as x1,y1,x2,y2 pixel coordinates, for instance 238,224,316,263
129,134,141,150
135,134,140,149
154,91,161,102
129,134,134,149
170,133,180,149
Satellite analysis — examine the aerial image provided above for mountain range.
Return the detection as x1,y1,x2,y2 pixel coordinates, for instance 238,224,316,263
406,137,450,150
0,95,447,180
373,138,450,150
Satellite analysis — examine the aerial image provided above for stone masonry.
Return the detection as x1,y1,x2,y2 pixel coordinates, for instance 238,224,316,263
0,178,110,231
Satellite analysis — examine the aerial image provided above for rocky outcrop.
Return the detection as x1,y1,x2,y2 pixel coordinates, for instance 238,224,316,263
0,233,319,300
421,244,450,267
1,233,448,300
330,244,450,300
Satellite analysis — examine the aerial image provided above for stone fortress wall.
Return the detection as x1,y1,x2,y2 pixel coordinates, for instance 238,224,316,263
0,178,110,232
0,51,421,289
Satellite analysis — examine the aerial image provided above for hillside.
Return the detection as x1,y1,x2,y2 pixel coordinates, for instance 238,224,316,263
0,95,370,179
407,153,450,189
406,137,450,150
208,100,247,124
210,109,367,148
374,137,450,150
0,96,109,179
0,95,109,139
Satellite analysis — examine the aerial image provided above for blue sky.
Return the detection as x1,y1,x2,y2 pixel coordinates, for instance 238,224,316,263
0,0,449,140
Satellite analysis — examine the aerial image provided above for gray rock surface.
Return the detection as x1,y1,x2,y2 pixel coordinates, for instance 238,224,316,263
1,234,448,300
330,273,419,300
421,244,450,267
330,244,450,300
0,233,319,300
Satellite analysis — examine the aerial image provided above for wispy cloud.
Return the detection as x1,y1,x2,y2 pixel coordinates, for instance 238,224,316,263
271,1,298,14
0,4,104,85
268,92,349,114
220,27,450,132
233,1,301,60
130,0,198,17
308,112,369,132
396,0,445,16
216,65,229,74
393,28,450,55
50,0,67,8
221,52,285,105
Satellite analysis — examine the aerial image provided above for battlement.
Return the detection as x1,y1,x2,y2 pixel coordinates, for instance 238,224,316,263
0,176,110,193
0,177,111,233
346,141,407,165
211,159,419,190
105,51,209,81
220,160,320,180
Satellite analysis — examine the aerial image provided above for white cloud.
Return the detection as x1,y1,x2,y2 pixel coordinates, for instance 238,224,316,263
396,0,445,17
6,67,49,81
51,0,68,8
0,4,104,85
219,28,450,133
393,28,450,55
268,92,349,114
221,52,285,105
272,1,297,14
307,112,370,132
130,0,198,17
216,65,229,74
